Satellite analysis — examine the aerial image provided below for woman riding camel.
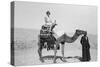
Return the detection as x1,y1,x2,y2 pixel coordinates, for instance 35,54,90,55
41,11,58,50
43,11,56,33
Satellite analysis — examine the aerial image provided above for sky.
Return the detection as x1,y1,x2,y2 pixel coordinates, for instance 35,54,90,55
14,1,97,35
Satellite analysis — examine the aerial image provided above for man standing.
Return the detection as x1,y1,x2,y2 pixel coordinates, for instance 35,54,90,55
80,33,91,61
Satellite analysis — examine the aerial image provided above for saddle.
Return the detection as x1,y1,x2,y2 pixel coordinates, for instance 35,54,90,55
39,24,60,50
40,25,52,38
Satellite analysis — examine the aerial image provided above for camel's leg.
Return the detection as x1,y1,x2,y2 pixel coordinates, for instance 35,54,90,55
53,44,57,63
38,42,44,62
61,43,67,62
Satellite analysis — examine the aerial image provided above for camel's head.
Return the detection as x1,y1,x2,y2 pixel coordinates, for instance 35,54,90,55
76,29,87,36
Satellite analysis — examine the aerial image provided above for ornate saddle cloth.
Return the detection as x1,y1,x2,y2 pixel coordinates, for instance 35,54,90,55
39,24,59,50
40,24,52,38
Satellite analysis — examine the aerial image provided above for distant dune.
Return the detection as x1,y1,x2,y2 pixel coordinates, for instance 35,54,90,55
14,28,97,49
14,28,39,41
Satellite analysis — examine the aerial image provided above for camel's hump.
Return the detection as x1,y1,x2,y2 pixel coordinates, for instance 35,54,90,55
55,30,65,38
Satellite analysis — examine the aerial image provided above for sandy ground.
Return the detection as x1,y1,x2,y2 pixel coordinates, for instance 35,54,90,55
14,43,97,66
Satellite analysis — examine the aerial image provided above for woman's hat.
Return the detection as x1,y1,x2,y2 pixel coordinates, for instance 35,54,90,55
46,11,50,15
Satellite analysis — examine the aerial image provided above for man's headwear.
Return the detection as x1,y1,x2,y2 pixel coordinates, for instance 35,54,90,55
84,32,87,36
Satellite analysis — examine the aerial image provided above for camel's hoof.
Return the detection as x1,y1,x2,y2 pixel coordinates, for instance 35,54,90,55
61,58,67,62
62,59,67,62
53,61,57,63
53,59,57,63
40,58,44,63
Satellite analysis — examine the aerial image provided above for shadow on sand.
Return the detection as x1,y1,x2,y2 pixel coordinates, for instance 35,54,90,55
42,55,84,62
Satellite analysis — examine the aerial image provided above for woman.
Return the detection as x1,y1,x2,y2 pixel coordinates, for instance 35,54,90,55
44,11,56,32
41,11,57,50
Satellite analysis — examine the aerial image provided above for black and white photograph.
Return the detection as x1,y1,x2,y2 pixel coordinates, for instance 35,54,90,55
11,1,97,66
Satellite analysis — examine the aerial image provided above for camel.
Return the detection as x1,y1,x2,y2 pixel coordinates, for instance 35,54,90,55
53,29,87,63
38,22,87,63
38,22,57,62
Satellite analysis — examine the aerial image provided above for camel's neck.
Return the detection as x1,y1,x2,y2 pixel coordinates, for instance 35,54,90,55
71,32,79,43
63,32,80,43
